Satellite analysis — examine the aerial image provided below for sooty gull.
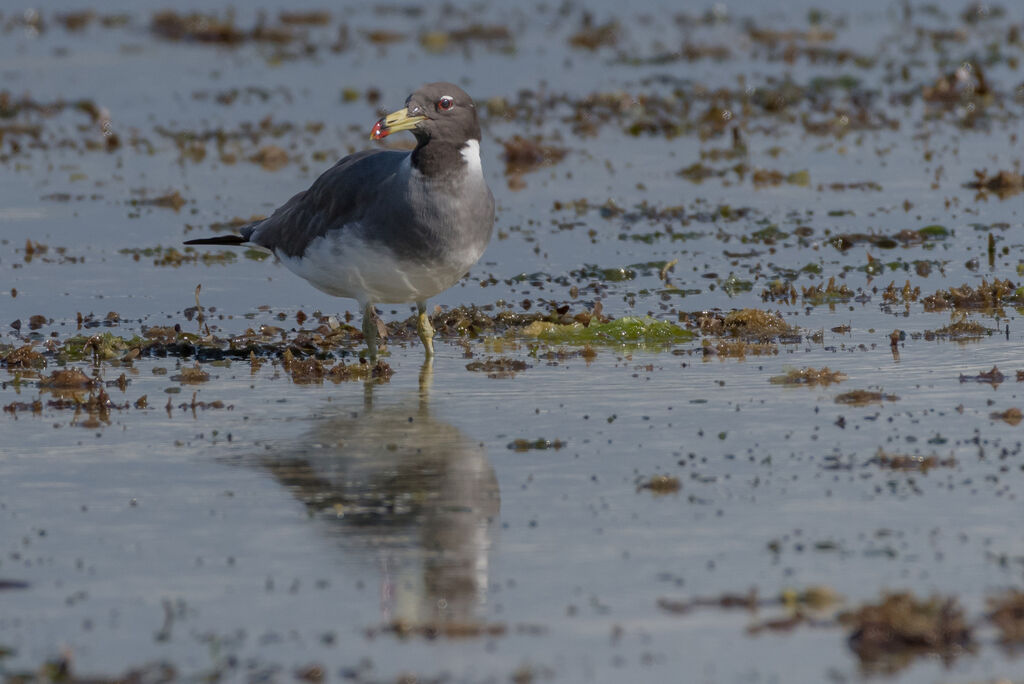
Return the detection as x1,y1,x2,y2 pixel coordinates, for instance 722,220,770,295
185,82,494,360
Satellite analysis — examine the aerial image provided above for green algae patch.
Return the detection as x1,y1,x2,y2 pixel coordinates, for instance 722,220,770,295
521,317,694,345
917,224,949,238
60,333,136,362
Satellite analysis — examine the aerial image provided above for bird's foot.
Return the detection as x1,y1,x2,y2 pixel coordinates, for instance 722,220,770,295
417,310,435,357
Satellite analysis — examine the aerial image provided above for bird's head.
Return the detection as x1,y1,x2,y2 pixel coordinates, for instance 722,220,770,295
370,82,481,146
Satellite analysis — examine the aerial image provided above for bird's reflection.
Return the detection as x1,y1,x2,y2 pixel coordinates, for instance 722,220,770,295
260,362,499,625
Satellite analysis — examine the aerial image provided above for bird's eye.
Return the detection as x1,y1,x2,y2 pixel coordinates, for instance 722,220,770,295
437,96,454,111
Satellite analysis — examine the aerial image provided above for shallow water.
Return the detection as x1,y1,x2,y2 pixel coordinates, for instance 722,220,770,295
3,1,1024,682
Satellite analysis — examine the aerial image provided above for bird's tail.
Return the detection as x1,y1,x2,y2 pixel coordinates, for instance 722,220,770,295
183,235,247,246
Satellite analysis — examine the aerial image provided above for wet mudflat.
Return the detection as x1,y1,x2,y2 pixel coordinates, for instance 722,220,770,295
3,0,1024,682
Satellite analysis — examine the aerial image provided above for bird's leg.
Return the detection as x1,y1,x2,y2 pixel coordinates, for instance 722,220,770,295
416,300,435,358
361,302,378,361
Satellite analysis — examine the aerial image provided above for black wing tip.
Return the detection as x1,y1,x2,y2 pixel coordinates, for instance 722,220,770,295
183,235,246,246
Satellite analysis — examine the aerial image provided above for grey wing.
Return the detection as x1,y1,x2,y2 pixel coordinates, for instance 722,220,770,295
244,149,408,258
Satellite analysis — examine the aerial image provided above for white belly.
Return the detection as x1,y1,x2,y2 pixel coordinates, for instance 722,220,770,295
276,229,482,306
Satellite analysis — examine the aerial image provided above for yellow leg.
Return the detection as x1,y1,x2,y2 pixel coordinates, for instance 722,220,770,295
361,303,378,361
416,301,434,358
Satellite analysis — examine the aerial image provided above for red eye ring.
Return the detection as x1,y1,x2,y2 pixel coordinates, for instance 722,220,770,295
437,95,454,111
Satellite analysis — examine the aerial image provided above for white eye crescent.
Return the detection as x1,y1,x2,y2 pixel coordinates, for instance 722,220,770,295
437,95,454,111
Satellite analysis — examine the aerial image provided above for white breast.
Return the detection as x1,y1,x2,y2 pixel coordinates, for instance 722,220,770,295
460,139,483,180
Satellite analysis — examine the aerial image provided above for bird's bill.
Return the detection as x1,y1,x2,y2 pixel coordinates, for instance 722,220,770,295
370,107,427,140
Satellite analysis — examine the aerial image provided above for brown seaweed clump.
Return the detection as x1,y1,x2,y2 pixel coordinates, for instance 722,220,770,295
959,365,1005,385
501,135,568,181
703,339,778,359
769,367,847,386
1,344,45,369
151,11,295,45
922,63,991,104
868,448,956,472
990,408,1023,426
760,280,797,303
38,368,98,390
839,592,974,673
926,314,988,341
568,16,619,50
638,474,681,495
922,278,1019,312
171,365,210,384
881,280,921,305
966,169,1024,198
465,357,530,379
801,277,853,305
281,349,392,384
696,308,798,341
834,390,899,406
